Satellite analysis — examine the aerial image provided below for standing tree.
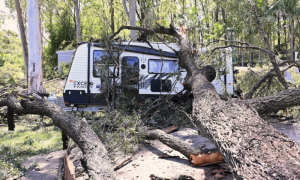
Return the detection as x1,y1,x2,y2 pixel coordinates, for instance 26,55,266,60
73,0,81,43
123,0,136,39
27,0,46,93
14,0,28,79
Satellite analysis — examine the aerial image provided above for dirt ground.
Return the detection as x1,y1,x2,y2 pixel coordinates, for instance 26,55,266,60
18,127,233,180
18,119,300,180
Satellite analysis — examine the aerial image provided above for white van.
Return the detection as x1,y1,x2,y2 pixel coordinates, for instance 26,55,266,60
62,42,234,111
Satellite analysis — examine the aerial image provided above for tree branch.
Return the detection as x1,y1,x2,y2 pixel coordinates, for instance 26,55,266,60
244,60,297,99
248,0,289,89
209,45,269,56
110,25,173,40
244,89,300,114
207,39,251,46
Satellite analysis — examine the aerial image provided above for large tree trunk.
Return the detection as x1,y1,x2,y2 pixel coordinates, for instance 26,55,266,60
0,97,116,180
27,0,46,93
15,0,28,79
161,23,300,178
192,77,300,179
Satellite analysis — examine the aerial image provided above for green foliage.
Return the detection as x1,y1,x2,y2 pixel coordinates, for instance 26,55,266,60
42,0,77,78
0,124,62,179
237,65,284,98
92,110,144,155
0,30,25,88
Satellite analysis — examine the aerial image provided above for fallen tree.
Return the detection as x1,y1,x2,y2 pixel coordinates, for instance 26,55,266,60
2,84,300,179
0,97,115,180
107,2,300,177
2,1,300,179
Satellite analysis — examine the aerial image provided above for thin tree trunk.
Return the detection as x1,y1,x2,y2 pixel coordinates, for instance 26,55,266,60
129,0,136,39
73,0,81,43
242,49,244,66
248,0,289,90
110,0,115,33
291,18,294,60
15,0,28,80
221,8,227,45
278,10,280,48
284,14,288,60
215,7,219,22
182,0,184,15
27,0,46,93
122,0,129,18
200,0,209,34
250,49,252,67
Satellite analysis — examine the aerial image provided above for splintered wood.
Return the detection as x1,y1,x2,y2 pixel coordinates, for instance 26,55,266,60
189,152,225,166
164,125,179,134
64,153,76,180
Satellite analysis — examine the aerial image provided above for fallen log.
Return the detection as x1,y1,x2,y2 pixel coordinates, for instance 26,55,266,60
0,96,116,180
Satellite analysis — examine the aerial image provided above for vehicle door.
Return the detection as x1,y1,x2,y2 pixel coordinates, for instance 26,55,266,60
119,52,141,102
89,46,118,104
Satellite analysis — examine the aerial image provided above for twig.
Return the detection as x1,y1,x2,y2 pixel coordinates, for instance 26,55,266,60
206,39,251,46
208,45,269,57
113,155,134,171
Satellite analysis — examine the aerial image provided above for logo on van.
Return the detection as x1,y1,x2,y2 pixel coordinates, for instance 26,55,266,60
73,81,87,88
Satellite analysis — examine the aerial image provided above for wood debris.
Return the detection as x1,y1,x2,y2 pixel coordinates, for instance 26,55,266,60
114,155,134,171
164,125,179,134
189,152,225,166
158,153,180,159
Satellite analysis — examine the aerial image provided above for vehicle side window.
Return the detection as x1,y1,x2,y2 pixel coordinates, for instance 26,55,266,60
148,59,178,73
93,50,117,78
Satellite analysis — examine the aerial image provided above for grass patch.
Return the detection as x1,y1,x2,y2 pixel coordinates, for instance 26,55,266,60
0,124,62,179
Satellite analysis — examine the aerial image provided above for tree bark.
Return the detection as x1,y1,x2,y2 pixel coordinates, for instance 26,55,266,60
277,10,280,49
27,0,46,93
291,18,294,60
122,0,129,18
129,0,137,39
0,97,115,180
73,0,81,43
244,89,300,115
146,129,202,158
15,0,28,79
110,0,115,33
